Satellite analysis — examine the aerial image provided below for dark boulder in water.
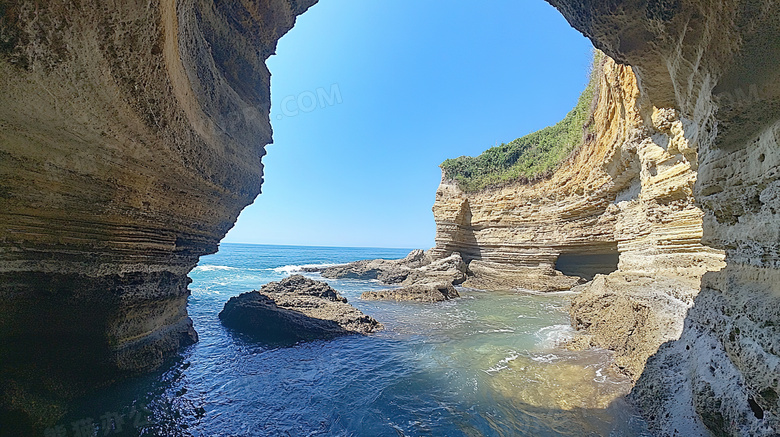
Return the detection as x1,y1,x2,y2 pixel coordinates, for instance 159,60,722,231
219,275,382,344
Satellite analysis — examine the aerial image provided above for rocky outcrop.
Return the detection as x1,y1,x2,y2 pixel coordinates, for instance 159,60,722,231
317,250,466,302
318,249,428,281
567,273,703,379
433,23,777,429
0,0,316,428
360,283,459,303
319,250,468,287
219,275,382,344
432,54,725,377
542,0,780,435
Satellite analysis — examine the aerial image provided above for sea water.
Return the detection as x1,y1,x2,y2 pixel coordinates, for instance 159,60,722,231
57,243,651,436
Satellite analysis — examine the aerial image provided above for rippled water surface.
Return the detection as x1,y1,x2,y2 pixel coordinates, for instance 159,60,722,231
60,244,650,436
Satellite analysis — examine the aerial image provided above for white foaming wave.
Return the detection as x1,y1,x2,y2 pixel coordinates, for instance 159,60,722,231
514,288,578,296
191,286,224,295
475,328,515,334
192,265,238,272
484,351,520,374
272,263,338,275
530,353,561,363
536,324,575,349
591,366,626,384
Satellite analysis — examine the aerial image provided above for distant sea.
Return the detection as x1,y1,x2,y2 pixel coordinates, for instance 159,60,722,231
57,243,650,436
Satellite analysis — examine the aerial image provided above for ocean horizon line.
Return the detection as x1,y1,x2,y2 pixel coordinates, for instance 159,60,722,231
218,241,422,251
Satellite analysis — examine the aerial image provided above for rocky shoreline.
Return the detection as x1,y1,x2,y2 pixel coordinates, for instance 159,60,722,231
312,247,587,296
1,0,778,434
307,249,467,302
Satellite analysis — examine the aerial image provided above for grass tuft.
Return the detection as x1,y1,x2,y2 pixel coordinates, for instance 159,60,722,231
440,51,604,192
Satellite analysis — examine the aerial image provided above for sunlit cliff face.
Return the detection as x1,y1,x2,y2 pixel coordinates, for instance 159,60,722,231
543,1,780,435
0,0,778,434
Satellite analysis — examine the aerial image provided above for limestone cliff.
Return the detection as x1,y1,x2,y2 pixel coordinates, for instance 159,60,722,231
433,1,780,435
0,0,316,428
432,54,724,295
433,52,726,380
544,1,780,435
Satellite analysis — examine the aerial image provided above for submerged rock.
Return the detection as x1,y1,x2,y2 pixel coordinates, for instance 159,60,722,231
219,275,382,344
361,283,460,303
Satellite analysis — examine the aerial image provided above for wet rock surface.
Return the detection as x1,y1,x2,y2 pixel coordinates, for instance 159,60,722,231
318,250,468,287
219,275,382,344
360,283,459,303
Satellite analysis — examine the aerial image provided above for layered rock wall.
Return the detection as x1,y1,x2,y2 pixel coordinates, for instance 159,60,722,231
2,0,778,435
549,1,780,435
0,0,315,427
433,1,780,429
432,56,723,295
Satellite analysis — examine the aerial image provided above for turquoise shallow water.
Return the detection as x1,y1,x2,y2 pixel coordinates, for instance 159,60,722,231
57,243,650,436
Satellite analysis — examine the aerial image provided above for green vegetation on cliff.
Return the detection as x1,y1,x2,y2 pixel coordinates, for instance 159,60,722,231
441,53,602,192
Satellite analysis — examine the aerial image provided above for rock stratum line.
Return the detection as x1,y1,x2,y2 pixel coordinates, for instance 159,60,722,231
433,55,727,378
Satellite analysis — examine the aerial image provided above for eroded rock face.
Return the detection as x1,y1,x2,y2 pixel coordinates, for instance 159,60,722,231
432,57,722,298
360,283,459,303
432,54,724,329
544,1,780,435
219,275,383,344
0,0,316,428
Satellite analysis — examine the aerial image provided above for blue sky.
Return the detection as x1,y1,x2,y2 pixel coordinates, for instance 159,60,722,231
223,0,593,249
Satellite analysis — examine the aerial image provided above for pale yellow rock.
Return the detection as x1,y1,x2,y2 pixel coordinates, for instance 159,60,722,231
536,1,780,435
433,54,740,431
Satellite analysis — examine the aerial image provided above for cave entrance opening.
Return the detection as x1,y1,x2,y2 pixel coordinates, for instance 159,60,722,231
555,244,619,281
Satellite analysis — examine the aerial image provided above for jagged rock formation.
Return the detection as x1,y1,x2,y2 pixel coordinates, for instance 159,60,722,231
318,249,469,287
315,250,465,302
0,0,316,429
360,283,459,303
219,275,382,344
